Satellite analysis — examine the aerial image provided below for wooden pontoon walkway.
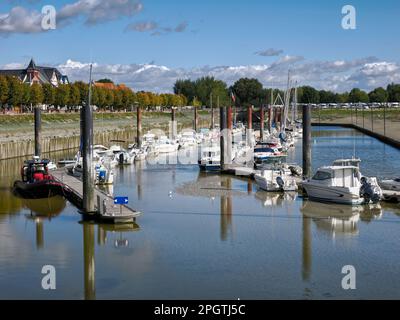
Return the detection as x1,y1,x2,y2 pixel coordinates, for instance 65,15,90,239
52,169,141,223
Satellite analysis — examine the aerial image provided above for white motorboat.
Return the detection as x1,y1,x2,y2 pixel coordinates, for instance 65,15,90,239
142,133,156,148
179,131,198,149
254,169,298,192
198,145,220,171
155,136,179,153
379,178,400,191
93,145,109,158
302,165,382,205
254,143,287,166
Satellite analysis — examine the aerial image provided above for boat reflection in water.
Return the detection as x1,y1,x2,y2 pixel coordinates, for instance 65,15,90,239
82,221,140,300
0,187,23,216
301,200,383,237
254,190,297,207
23,196,66,249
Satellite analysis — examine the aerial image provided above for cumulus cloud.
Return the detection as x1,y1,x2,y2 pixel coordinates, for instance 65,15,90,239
42,56,399,93
0,0,143,35
58,0,143,26
0,6,44,34
255,48,283,57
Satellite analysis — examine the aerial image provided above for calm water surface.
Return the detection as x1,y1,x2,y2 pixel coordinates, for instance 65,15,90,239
1,126,400,299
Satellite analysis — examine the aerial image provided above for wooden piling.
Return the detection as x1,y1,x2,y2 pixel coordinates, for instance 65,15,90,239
171,107,177,139
137,105,142,147
210,94,214,129
268,105,273,132
194,106,198,132
260,105,265,141
82,64,95,214
220,106,227,170
34,106,41,157
302,104,312,179
247,105,253,130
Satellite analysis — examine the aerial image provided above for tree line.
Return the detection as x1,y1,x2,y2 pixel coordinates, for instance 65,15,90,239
174,77,400,107
0,76,188,112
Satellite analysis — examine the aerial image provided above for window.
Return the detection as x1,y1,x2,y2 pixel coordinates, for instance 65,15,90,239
312,171,332,180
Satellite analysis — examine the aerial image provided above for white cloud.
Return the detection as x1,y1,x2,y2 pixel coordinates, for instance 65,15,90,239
0,6,43,34
5,57,399,93
0,0,143,35
58,0,143,26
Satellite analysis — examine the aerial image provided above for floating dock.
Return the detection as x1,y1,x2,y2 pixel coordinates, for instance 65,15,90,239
52,169,141,223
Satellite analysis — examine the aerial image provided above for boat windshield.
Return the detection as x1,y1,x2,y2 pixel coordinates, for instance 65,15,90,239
312,171,332,180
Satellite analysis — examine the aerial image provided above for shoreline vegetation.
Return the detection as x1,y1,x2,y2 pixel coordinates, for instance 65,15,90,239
0,110,210,143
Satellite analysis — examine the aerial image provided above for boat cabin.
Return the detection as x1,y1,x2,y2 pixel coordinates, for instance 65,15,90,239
311,166,361,188
332,158,361,168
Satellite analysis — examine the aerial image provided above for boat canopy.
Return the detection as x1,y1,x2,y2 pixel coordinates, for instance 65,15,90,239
312,166,361,187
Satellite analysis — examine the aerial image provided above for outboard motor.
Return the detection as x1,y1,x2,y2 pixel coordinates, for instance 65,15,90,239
276,176,285,191
279,132,287,143
360,177,382,204
289,165,302,177
119,153,124,165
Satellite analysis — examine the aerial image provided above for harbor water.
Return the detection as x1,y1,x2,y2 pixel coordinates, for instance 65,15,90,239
1,126,400,299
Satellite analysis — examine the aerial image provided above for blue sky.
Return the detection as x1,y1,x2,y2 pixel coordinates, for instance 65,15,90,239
1,0,400,92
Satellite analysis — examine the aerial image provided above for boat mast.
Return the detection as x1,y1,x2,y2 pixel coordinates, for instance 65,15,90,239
292,81,298,122
282,70,291,132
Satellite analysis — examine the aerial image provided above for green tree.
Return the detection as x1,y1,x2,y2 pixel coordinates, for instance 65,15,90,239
349,88,369,103
0,76,9,107
387,83,400,102
21,84,31,108
299,86,320,104
174,79,196,103
8,77,24,108
319,90,336,103
368,87,388,103
42,83,56,106
231,78,263,107
74,81,89,105
55,84,70,107
113,89,124,109
195,76,229,106
105,89,115,108
29,83,44,106
69,83,81,107
191,96,201,107
122,89,134,109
